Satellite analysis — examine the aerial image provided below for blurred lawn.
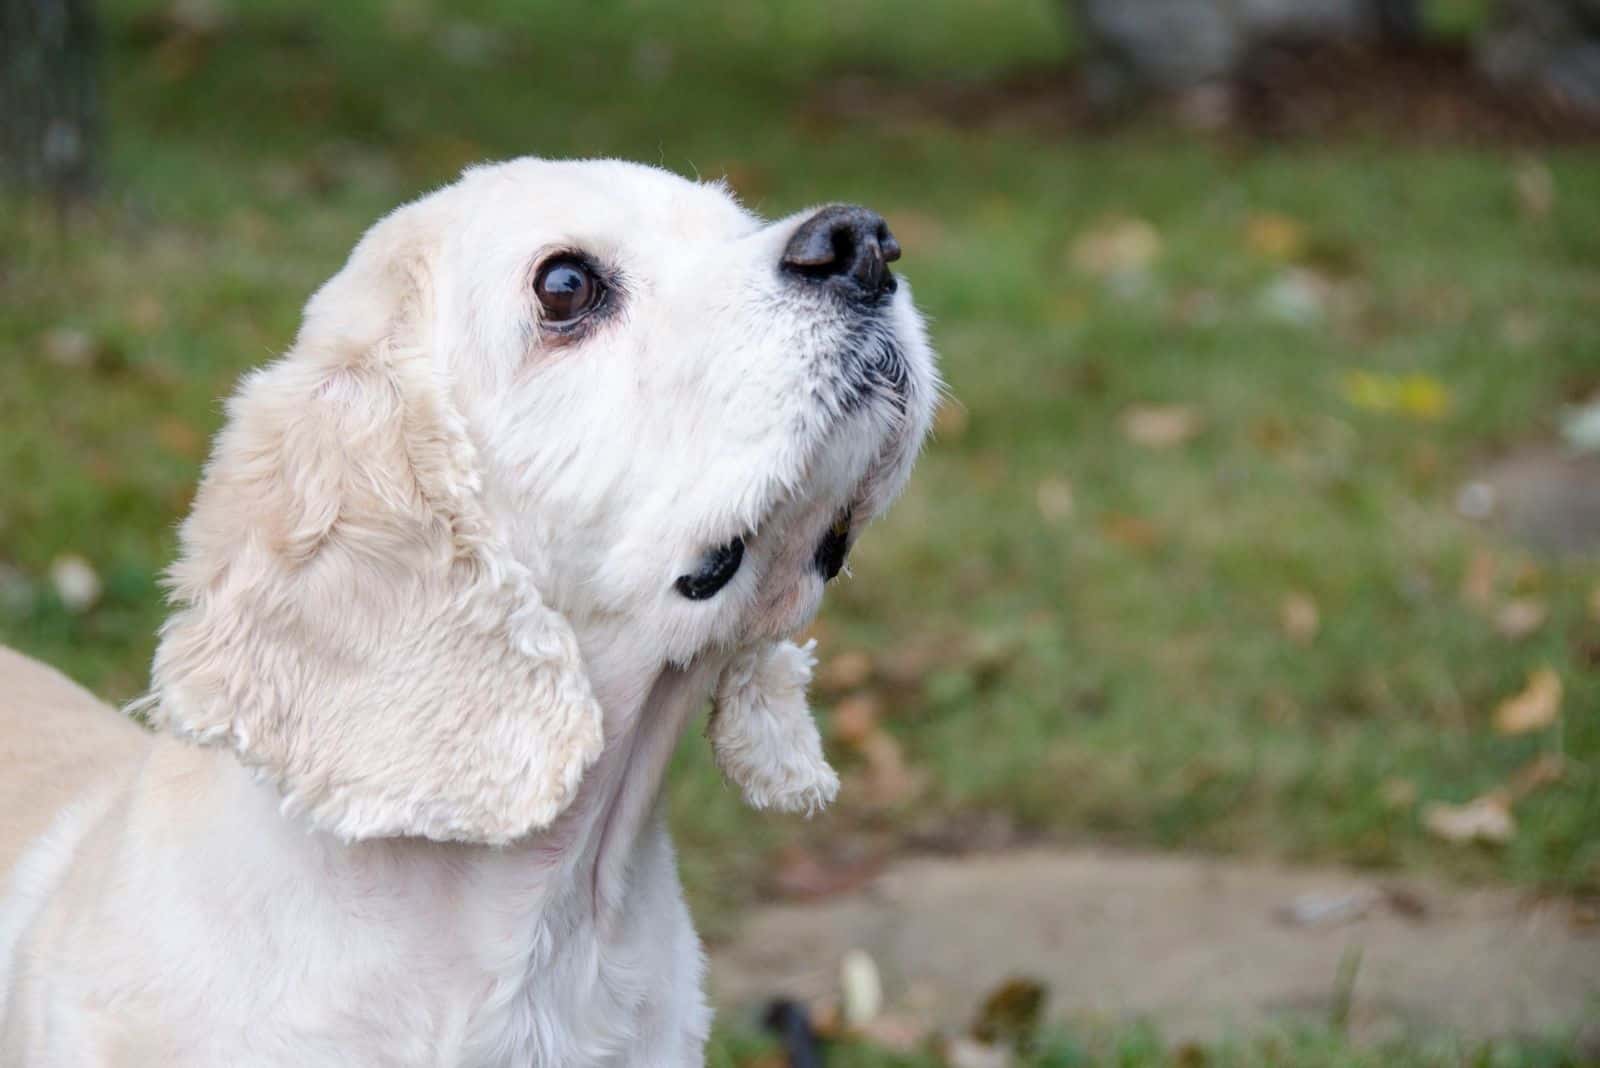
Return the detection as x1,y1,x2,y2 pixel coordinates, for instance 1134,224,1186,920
710,1022,1589,1067
2,0,1599,962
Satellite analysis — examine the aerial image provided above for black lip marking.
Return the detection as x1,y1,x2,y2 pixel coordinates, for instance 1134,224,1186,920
813,513,851,581
675,536,745,600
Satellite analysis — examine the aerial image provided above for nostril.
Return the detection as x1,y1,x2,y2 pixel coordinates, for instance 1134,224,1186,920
781,205,899,297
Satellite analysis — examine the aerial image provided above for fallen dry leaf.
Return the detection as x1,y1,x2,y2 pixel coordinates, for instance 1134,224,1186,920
1279,592,1320,645
830,694,881,747
1070,217,1162,277
1244,212,1308,261
1590,583,1600,623
818,651,874,693
1422,795,1515,845
1461,549,1498,608
1034,478,1074,523
1494,597,1548,641
156,417,204,459
857,729,925,808
1120,404,1202,449
1493,667,1562,735
1100,514,1162,551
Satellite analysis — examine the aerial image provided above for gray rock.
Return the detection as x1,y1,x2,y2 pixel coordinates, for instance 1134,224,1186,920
1071,0,1404,99
1479,0,1600,112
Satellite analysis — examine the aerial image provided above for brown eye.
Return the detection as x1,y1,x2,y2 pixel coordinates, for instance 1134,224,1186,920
534,256,602,324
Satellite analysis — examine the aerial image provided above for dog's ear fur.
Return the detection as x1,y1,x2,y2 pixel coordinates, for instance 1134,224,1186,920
707,640,838,815
141,193,604,845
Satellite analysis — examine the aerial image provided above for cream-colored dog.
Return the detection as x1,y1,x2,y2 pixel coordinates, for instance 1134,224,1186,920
0,158,937,1066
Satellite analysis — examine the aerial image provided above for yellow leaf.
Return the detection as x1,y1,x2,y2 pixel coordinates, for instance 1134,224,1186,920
1395,374,1452,420
1244,212,1307,260
1340,371,1452,421
1493,667,1562,735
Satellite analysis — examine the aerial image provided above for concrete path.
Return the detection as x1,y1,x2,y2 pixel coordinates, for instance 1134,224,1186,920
709,848,1600,1044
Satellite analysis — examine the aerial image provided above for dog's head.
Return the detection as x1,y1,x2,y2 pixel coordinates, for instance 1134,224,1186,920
143,159,938,844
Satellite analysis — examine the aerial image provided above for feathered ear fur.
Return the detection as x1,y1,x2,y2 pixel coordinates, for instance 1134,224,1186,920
707,640,838,815
140,193,604,845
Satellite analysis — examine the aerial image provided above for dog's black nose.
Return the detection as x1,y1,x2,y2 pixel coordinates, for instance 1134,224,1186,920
781,205,901,298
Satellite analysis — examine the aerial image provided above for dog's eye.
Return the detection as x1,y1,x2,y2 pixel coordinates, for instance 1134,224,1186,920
534,256,602,324
675,537,744,601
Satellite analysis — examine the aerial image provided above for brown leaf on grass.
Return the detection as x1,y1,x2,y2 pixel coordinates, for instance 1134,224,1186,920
1070,217,1161,276
1461,549,1498,609
1120,404,1202,449
1493,667,1562,735
1590,583,1600,623
1244,212,1308,261
857,729,926,808
1034,478,1074,523
1494,598,1549,641
1422,795,1515,845
1279,592,1320,645
156,418,204,459
1100,514,1162,551
830,694,881,747
818,651,874,694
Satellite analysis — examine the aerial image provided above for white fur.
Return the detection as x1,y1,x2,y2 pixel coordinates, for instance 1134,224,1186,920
708,640,838,814
0,157,937,1067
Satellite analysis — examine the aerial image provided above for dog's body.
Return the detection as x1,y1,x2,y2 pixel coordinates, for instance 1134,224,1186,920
1,650,713,1065
0,159,936,1066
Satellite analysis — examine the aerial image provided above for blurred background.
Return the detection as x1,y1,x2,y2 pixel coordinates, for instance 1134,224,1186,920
3,0,1599,1063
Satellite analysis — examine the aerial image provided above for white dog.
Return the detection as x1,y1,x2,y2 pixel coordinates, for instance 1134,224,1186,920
0,158,937,1066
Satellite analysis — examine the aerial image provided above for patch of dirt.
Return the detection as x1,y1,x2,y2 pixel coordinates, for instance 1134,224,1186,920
807,42,1600,146
709,847,1600,1044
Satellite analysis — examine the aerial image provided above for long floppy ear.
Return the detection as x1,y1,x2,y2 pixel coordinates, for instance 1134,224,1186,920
707,640,838,815
139,193,604,845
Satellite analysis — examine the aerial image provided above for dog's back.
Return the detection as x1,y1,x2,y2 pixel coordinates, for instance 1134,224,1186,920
0,646,152,881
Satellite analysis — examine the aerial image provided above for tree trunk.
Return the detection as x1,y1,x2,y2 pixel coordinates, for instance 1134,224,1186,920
1,0,101,198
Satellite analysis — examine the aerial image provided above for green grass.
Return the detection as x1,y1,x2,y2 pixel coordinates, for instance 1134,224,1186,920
708,1022,1593,1067
3,0,1600,1046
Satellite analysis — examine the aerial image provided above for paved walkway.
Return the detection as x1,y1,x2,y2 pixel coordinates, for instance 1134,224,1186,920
710,848,1600,1044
